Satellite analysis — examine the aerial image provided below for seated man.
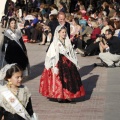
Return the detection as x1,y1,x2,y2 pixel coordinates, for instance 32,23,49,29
95,29,120,68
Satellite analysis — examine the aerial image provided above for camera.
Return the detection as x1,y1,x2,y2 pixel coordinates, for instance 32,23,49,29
96,34,105,38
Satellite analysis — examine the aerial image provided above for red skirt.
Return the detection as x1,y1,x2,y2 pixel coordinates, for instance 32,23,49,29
39,54,85,99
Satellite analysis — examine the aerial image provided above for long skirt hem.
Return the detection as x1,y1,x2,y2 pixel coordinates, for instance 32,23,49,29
40,55,85,99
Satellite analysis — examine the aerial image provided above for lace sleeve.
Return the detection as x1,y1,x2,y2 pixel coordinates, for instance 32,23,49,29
24,86,31,107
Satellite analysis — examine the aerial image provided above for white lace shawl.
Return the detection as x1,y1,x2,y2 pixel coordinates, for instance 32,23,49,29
4,29,22,41
4,29,23,50
0,85,31,114
45,25,79,70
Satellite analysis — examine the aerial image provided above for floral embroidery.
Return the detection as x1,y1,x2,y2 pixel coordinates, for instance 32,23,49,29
9,97,15,103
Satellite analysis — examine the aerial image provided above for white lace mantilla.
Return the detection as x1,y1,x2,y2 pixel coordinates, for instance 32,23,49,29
45,25,79,70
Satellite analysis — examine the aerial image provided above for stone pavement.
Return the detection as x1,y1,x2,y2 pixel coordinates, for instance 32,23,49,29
0,27,120,120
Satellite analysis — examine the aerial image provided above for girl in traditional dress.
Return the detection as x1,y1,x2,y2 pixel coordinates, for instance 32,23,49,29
2,18,29,76
39,25,85,103
0,64,38,120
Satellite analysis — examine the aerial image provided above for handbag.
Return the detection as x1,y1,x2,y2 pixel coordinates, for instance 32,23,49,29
22,35,29,42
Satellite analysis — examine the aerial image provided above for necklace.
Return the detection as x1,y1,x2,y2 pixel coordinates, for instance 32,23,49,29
59,39,66,48
7,85,19,97
10,28,15,33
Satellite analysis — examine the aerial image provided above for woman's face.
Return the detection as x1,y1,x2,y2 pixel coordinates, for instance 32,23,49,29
97,19,102,24
23,13,26,17
38,15,42,20
87,18,91,25
77,2,80,5
8,71,23,87
9,20,16,29
98,13,102,18
59,3,63,8
59,29,67,39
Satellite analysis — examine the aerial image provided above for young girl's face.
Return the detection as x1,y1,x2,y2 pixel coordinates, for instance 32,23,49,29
8,71,23,87
9,20,16,29
59,29,67,39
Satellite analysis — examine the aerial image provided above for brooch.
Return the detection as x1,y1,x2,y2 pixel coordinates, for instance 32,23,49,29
9,97,15,103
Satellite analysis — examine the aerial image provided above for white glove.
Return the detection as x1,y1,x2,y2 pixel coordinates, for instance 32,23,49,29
106,47,109,52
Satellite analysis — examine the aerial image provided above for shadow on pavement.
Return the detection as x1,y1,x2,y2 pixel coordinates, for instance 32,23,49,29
79,64,95,77
23,62,44,82
24,63,99,103
74,75,99,102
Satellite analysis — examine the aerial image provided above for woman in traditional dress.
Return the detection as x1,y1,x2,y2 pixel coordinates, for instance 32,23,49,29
2,18,29,76
39,25,85,102
0,64,38,120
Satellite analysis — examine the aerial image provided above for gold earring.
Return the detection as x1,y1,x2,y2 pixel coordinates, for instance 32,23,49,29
7,81,12,87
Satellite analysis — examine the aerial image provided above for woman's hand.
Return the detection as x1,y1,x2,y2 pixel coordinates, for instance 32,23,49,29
52,67,59,74
2,116,4,120
79,36,82,40
25,25,29,28
87,34,91,37
31,23,34,26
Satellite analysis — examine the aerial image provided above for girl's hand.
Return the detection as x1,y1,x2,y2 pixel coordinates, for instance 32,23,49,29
31,23,34,26
2,116,4,120
52,67,59,74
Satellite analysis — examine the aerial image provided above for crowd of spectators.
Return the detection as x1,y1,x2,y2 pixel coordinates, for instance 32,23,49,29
1,0,120,67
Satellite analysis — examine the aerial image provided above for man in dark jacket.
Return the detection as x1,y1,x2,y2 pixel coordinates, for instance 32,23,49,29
48,12,70,43
46,12,70,52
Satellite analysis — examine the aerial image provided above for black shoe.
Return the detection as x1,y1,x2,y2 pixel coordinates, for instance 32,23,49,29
64,99,76,104
94,63,97,67
2,31,5,34
58,100,65,103
94,63,105,67
81,53,86,57
49,98,65,103
96,56,100,59
101,61,108,67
